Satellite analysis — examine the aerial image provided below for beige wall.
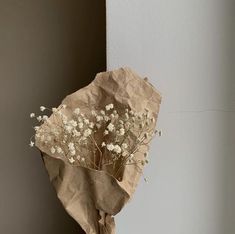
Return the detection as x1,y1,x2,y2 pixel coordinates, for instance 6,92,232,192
0,1,106,233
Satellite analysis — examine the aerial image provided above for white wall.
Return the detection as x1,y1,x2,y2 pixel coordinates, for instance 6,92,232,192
107,1,235,233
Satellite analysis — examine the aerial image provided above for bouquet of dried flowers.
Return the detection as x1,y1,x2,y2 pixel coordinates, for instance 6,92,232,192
30,68,161,234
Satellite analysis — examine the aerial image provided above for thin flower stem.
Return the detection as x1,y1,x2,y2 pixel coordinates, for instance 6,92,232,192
89,135,103,169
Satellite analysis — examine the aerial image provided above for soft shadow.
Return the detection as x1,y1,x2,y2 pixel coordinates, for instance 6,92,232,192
0,0,106,233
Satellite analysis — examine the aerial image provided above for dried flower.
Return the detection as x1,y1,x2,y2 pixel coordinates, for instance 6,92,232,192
121,143,128,149
40,106,46,112
84,119,89,124
107,123,114,132
84,129,92,137
119,128,125,136
37,116,42,122
42,115,48,121
30,113,35,118
30,103,160,178
29,141,34,147
78,122,84,129
56,147,63,154
114,145,121,154
107,143,115,151
50,147,56,154
69,157,75,163
89,122,94,128
96,115,103,122
105,103,114,111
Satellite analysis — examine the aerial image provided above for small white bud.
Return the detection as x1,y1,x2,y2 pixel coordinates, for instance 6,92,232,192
40,106,46,112
30,113,35,118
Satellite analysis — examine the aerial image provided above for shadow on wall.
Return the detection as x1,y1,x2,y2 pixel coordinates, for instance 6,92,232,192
0,0,106,233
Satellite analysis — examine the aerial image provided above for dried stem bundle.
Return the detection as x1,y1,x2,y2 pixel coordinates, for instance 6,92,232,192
30,103,161,180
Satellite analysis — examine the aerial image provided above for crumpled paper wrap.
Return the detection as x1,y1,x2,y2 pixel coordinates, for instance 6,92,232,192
36,67,162,234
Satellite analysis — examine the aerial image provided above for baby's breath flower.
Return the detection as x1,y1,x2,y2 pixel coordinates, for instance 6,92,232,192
110,114,115,119
104,130,109,135
37,116,42,122
65,125,73,133
40,106,46,112
105,103,114,111
69,157,75,163
119,128,125,136
34,126,40,131
77,117,82,122
70,150,76,156
104,116,110,122
81,157,85,162
130,154,134,159
84,118,89,124
101,142,106,147
30,113,35,118
50,147,56,154
107,143,114,151
78,122,84,129
84,128,92,137
107,123,114,132
73,108,80,115
68,120,77,127
121,143,128,149
42,115,48,121
89,122,94,128
72,129,81,137
76,155,81,160
29,141,34,147
52,108,57,112
56,147,63,154
114,145,121,154
100,110,105,115
96,115,103,122
68,142,75,151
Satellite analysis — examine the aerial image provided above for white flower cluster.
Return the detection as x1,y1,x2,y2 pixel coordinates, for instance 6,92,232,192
30,103,160,179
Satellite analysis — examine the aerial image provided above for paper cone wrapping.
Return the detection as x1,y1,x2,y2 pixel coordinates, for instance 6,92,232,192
36,67,162,234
